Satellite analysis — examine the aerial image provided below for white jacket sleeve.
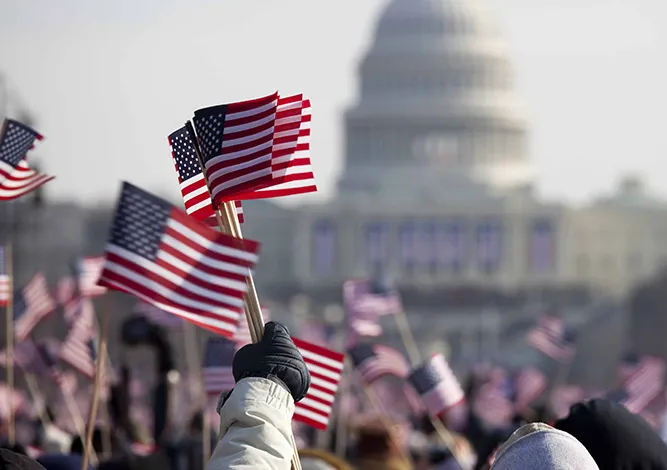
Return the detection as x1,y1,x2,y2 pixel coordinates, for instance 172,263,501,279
206,377,295,470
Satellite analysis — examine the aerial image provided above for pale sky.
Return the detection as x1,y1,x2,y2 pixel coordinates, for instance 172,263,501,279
0,0,665,206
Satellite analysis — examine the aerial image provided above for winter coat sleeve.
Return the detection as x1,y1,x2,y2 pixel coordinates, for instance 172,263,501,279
205,377,295,470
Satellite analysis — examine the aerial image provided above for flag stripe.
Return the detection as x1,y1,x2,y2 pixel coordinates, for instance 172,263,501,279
97,183,258,338
292,337,345,430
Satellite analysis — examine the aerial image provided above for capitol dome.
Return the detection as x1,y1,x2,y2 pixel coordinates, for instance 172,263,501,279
337,0,531,202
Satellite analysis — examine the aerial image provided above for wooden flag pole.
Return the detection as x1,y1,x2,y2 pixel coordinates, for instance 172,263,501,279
30,334,93,460
63,389,96,463
4,243,15,446
24,373,52,427
81,309,109,470
220,200,304,470
395,310,422,367
393,309,465,466
184,122,302,470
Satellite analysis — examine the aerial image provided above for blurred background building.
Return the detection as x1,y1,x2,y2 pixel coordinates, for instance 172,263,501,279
1,0,666,386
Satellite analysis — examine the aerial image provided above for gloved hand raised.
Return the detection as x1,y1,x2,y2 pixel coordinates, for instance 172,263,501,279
233,321,310,402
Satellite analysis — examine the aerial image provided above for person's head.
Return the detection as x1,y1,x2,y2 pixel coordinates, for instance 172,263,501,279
490,423,598,470
555,398,667,469
0,448,45,469
298,449,352,470
37,454,91,470
354,418,407,460
0,443,27,456
188,413,203,434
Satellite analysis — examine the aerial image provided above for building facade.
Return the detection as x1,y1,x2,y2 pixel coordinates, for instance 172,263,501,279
244,0,667,302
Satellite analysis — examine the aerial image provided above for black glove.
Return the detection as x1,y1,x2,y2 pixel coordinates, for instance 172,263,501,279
233,321,310,402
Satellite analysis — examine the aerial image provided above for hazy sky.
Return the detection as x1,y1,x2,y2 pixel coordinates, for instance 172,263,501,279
1,0,665,206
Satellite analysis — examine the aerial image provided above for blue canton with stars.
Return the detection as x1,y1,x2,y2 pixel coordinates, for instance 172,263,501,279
87,337,98,362
0,119,41,167
169,126,201,183
108,183,172,261
12,290,28,321
36,342,58,368
348,344,376,368
409,362,442,394
193,105,228,164
203,338,236,368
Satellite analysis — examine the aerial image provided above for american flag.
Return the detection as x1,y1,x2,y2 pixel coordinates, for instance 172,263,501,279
56,369,79,395
344,279,402,318
133,301,183,329
202,337,236,396
56,277,88,325
233,306,271,347
13,273,56,341
0,160,54,201
34,340,78,394
610,356,665,414
348,343,410,385
527,315,576,362
72,256,107,297
0,119,43,166
408,354,465,418
193,92,280,205
513,367,547,412
235,97,317,200
0,385,25,421
0,119,53,201
56,276,76,305
0,246,10,306
63,296,95,329
292,337,345,430
9,339,50,375
97,182,258,338
298,320,333,348
168,125,244,227
472,382,514,429
60,308,98,378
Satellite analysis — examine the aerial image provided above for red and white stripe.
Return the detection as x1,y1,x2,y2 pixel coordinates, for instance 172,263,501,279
514,367,547,412
0,159,54,201
236,97,317,200
472,384,513,428
292,338,345,430
78,256,107,297
356,345,410,385
60,306,97,378
197,93,279,205
98,185,259,338
623,356,665,414
203,200,244,229
233,306,271,348
14,273,56,341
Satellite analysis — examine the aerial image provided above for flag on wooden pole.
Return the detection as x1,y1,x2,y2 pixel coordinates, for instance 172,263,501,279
291,337,345,430
97,182,260,338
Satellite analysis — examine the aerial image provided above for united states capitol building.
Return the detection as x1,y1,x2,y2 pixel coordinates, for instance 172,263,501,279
242,0,667,306
1,0,664,378
1,0,666,311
